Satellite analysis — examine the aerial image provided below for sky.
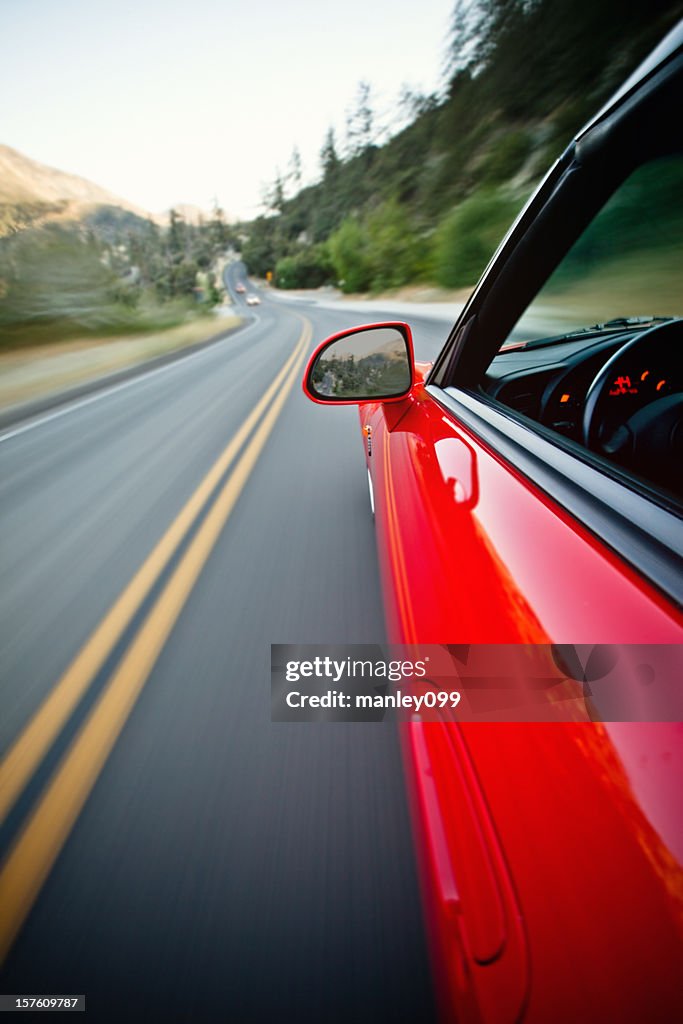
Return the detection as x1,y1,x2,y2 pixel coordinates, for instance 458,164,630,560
1,0,453,221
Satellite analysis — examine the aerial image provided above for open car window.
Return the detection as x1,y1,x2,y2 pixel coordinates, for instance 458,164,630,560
502,154,683,347
487,154,683,503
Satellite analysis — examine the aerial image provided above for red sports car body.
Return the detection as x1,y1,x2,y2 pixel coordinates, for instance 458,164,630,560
358,362,683,1023
303,24,683,1024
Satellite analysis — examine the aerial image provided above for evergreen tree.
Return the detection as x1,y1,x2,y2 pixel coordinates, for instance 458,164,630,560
344,81,374,158
320,128,340,180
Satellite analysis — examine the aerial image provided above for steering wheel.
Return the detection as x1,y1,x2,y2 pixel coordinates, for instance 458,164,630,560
582,319,683,493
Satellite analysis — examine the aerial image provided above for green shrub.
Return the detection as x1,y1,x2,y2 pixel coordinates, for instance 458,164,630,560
364,200,423,291
274,246,333,289
327,203,428,293
431,189,521,288
327,217,372,293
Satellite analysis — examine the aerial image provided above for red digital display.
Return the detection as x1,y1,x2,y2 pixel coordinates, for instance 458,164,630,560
609,374,638,396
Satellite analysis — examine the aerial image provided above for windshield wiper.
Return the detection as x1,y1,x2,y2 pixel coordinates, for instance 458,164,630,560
590,315,674,330
522,315,676,349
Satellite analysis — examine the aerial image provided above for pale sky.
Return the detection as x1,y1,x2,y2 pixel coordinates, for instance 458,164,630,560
1,0,453,221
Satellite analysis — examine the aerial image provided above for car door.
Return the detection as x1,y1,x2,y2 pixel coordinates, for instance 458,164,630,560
363,373,682,1023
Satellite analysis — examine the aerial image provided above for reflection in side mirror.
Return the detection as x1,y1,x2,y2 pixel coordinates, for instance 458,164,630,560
306,324,413,403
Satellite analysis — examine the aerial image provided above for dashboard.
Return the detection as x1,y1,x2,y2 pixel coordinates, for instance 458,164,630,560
484,318,682,501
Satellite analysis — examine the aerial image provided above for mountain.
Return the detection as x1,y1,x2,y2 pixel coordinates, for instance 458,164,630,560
0,145,234,240
0,144,149,220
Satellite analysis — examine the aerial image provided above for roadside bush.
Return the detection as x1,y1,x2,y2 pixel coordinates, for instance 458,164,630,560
327,217,372,293
431,189,522,288
327,203,428,294
364,200,423,292
274,246,333,289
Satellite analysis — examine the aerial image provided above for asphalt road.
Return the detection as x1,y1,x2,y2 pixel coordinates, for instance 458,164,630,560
0,264,454,1021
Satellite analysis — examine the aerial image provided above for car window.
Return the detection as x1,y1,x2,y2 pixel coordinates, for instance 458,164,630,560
502,154,683,347
480,152,683,505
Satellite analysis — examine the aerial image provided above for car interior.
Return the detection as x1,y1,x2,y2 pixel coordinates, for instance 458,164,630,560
485,316,682,502
480,148,682,505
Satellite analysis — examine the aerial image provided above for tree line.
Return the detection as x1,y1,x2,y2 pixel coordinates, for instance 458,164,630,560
241,0,682,294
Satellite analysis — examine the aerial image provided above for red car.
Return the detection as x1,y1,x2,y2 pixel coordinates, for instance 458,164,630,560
303,25,683,1024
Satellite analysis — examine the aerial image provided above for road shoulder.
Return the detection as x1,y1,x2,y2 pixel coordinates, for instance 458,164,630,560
0,313,244,431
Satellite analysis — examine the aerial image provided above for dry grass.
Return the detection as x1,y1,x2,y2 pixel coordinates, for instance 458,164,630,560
0,313,241,411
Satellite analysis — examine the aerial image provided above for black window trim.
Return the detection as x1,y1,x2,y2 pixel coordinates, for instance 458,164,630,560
428,383,683,607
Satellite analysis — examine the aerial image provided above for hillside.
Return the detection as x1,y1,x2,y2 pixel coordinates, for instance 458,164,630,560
0,144,149,210
0,144,154,235
241,0,683,294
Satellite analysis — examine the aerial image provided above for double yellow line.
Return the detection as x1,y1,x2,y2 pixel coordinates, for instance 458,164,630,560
0,317,311,963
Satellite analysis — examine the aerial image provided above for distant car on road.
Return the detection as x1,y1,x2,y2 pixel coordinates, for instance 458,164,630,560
235,282,246,294
246,294,261,306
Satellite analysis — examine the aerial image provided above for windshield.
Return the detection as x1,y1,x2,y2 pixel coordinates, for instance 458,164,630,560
501,154,683,350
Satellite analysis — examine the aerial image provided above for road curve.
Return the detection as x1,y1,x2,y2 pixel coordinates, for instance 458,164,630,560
0,281,449,1021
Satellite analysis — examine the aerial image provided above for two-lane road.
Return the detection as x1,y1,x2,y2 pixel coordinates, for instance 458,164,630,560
0,280,453,1020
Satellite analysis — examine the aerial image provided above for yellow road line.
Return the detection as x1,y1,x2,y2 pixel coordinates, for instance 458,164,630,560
0,320,311,826
0,330,309,964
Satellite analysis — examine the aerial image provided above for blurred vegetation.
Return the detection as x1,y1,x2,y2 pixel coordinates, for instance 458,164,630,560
0,204,237,349
550,157,683,287
523,154,683,322
240,0,683,294
431,189,521,288
274,245,333,289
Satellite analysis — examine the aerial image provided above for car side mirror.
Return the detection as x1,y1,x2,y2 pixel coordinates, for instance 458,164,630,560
303,322,414,405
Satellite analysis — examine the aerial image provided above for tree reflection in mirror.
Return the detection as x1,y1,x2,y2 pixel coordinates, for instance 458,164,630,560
310,326,411,400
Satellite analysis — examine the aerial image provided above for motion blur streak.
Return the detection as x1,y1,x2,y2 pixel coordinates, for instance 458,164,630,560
0,325,310,964
0,320,310,827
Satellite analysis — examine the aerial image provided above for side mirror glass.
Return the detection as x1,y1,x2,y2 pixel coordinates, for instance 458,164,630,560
304,323,413,404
